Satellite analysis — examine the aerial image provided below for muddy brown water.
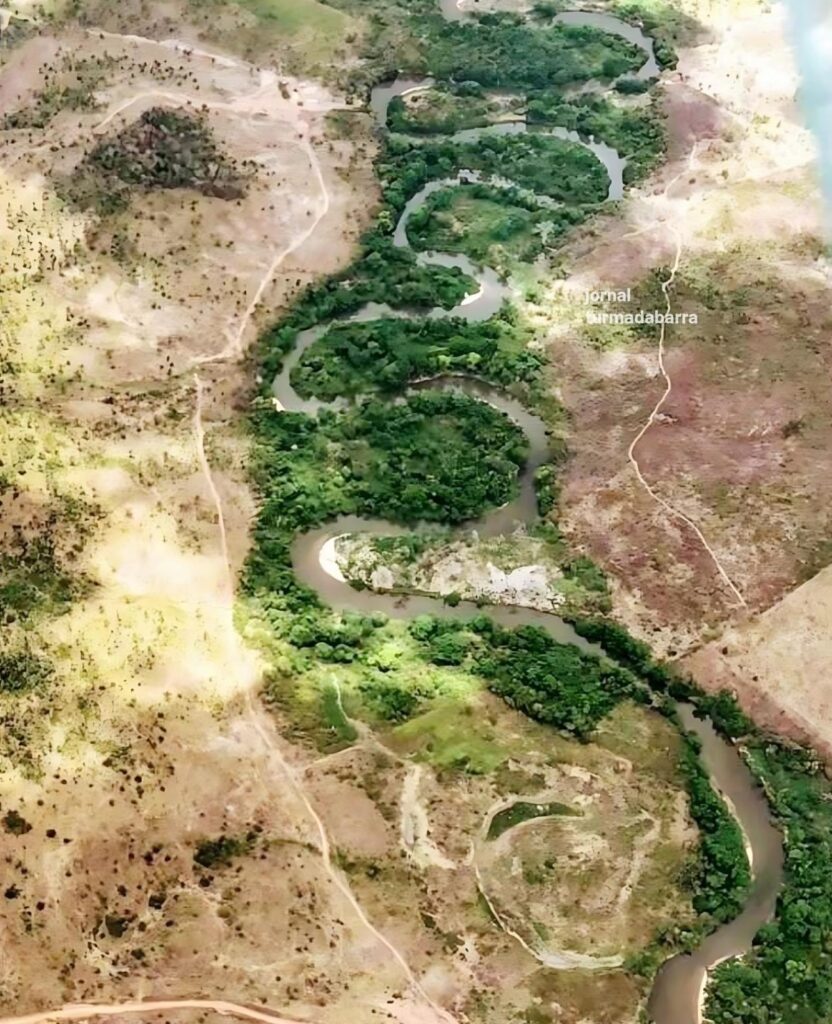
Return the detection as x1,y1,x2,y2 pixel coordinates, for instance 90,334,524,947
276,10,784,1021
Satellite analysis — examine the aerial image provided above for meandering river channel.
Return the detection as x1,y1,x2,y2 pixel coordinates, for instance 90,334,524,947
277,8,784,1022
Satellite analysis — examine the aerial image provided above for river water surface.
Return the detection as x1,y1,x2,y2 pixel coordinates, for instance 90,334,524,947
277,9,784,1022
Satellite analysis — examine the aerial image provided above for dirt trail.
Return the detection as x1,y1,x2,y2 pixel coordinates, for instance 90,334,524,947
625,143,747,610
200,135,330,364
84,28,339,367
399,764,457,870
0,999,314,1024
472,863,624,971
241,693,455,1024
193,374,233,599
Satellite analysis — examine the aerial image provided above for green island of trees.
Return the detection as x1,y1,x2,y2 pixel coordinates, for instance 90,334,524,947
405,183,592,270
290,311,541,400
421,15,643,90
58,107,248,214
380,129,610,214
486,799,580,840
387,85,518,135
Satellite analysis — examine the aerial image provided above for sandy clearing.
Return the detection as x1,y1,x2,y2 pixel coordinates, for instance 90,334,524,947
318,537,348,583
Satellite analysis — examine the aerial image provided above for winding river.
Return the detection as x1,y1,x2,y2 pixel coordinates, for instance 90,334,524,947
276,8,784,1023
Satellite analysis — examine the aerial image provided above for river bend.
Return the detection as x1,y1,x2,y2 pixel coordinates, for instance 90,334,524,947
274,9,784,1023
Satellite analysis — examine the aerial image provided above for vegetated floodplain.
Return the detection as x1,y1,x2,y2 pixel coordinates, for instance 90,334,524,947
257,240,476,385
290,311,542,401
566,616,832,1019
245,389,527,601
388,85,522,135
389,88,666,188
422,16,643,90
381,131,610,212
379,132,612,272
526,93,666,184
405,184,591,271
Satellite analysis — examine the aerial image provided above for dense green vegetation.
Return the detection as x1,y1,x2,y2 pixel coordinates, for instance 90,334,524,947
472,622,636,739
526,93,666,183
333,0,678,92
381,131,609,214
0,648,51,694
387,87,665,188
245,391,526,604
487,799,579,840
422,15,643,90
0,535,83,623
387,85,509,135
378,129,612,272
339,391,528,522
533,464,559,516
611,1,696,66
678,737,751,924
194,831,258,869
405,183,592,269
568,614,676,692
410,614,638,739
290,311,541,400
59,107,247,214
256,240,476,387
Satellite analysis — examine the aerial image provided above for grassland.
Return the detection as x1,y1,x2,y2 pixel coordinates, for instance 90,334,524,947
187,0,358,69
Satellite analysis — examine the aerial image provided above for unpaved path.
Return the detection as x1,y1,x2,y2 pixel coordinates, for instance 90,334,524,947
193,374,232,598
400,764,457,871
0,999,313,1024
625,142,747,609
472,862,624,971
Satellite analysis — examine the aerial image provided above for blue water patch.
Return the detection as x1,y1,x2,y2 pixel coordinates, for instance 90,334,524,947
785,0,832,232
